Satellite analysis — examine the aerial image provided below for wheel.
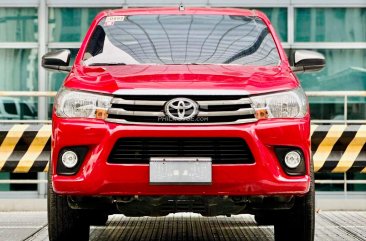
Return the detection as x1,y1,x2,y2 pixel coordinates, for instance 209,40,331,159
274,161,315,241
48,169,90,241
255,215,274,226
87,211,109,226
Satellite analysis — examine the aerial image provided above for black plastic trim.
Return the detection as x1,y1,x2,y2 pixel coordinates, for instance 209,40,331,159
274,147,306,176
57,146,89,176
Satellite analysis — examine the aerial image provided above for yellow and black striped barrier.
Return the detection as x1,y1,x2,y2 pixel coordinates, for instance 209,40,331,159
0,124,365,173
0,124,51,173
311,125,366,173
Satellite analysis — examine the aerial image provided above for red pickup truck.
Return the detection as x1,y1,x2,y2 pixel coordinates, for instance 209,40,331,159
43,7,325,241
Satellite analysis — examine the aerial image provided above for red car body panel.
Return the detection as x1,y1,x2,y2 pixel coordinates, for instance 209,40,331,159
52,7,310,197
66,65,298,95
52,116,311,195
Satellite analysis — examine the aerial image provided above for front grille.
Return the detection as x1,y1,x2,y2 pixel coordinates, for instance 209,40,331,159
106,94,257,125
108,138,254,164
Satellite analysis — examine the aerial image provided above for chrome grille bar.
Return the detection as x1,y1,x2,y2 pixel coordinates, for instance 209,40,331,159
197,98,251,106
108,107,254,117
105,118,258,125
106,90,257,125
198,108,255,117
111,97,252,106
108,108,165,117
111,98,166,106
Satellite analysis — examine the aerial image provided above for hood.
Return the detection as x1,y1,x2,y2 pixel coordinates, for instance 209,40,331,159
64,64,299,95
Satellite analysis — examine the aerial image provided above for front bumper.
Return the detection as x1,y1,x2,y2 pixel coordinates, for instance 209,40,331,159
51,116,311,196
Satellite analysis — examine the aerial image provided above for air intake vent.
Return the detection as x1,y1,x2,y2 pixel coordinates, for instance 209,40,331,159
108,138,254,164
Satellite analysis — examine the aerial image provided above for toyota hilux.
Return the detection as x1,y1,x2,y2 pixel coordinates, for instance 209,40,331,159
42,7,325,241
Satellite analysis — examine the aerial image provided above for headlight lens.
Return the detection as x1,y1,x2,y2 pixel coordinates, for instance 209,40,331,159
55,89,112,118
250,88,307,118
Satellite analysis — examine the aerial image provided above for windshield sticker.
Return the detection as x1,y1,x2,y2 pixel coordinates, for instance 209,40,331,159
104,16,125,26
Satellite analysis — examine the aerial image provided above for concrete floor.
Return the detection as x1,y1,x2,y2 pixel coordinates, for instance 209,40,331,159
1,211,365,241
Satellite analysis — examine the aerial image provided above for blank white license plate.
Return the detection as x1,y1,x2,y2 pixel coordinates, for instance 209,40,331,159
149,157,212,185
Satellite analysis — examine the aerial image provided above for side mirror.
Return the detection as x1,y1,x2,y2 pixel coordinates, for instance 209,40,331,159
291,50,325,73
42,49,71,73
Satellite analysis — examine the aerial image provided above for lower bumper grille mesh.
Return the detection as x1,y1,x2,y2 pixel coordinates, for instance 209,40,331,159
108,138,254,164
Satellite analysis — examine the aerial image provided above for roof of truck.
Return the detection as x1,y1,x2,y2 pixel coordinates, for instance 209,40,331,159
97,7,267,20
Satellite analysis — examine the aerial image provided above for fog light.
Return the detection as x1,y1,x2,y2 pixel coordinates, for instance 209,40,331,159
284,151,301,169
61,151,78,168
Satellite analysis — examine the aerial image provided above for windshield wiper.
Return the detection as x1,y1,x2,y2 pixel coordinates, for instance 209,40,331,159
88,62,126,66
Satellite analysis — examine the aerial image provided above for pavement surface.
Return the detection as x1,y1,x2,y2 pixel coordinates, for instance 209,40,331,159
0,211,365,241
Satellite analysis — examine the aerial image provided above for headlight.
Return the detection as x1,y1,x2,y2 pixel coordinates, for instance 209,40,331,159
55,89,112,119
250,88,307,119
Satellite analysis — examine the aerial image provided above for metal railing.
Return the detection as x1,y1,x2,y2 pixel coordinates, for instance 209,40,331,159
0,91,365,195
307,91,366,125
0,91,55,124
0,91,56,97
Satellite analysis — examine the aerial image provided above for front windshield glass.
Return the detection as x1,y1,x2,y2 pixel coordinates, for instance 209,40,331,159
83,14,281,66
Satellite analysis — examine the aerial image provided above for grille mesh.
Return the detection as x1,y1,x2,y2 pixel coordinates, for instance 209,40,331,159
108,138,254,164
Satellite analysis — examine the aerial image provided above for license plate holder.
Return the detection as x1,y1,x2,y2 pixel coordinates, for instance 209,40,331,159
149,157,212,185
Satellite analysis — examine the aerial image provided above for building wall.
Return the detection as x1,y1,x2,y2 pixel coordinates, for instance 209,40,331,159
0,0,365,194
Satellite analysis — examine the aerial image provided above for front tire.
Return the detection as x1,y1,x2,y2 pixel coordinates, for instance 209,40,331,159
48,170,90,241
274,164,315,241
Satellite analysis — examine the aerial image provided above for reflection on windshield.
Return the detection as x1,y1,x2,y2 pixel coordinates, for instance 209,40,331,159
83,14,280,66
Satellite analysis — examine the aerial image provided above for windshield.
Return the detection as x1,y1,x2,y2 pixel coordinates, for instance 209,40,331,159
83,14,280,66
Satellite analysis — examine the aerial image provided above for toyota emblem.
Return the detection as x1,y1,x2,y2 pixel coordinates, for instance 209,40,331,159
164,98,199,121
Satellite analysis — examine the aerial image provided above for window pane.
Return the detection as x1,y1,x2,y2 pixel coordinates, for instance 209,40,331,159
347,97,366,120
258,8,288,42
0,97,37,120
308,96,345,120
297,49,366,120
295,8,366,42
49,8,106,42
0,8,38,42
298,49,366,91
0,173,38,191
0,49,38,91
0,173,10,191
315,173,344,191
347,173,366,191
